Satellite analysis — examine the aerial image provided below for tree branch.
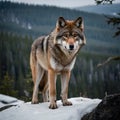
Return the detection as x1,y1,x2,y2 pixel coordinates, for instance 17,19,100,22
106,15,120,37
97,56,120,68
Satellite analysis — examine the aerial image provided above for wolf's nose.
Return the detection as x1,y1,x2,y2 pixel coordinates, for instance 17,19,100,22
69,45,74,50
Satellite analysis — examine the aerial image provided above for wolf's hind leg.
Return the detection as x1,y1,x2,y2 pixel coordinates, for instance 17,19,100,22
41,71,49,102
32,63,44,104
42,88,49,102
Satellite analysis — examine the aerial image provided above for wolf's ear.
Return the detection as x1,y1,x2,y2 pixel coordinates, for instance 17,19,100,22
74,17,84,31
56,17,66,28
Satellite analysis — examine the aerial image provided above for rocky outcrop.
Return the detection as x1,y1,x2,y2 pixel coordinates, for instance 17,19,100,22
81,94,120,120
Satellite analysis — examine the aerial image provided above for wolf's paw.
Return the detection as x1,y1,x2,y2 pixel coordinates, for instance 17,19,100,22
49,101,58,109
62,100,72,106
31,99,39,104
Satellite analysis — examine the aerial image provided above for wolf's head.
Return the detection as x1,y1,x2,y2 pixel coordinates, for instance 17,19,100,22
54,17,86,51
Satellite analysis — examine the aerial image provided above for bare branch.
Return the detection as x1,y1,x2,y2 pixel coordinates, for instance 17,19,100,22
97,56,120,68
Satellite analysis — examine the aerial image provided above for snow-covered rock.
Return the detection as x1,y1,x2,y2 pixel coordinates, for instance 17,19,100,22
0,94,24,108
82,94,120,120
0,94,101,120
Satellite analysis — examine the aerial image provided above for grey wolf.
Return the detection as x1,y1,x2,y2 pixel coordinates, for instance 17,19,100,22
30,17,86,109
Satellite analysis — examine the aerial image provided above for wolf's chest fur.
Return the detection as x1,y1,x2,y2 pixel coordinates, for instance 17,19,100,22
49,56,76,71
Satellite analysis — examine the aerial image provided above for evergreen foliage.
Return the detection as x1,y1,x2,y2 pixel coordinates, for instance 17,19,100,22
95,0,115,5
0,72,18,97
0,32,33,100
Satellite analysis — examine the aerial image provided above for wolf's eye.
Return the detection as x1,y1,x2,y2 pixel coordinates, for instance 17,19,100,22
63,33,69,38
73,34,78,37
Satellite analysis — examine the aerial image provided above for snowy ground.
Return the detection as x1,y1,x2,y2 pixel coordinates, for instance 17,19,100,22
0,94,101,120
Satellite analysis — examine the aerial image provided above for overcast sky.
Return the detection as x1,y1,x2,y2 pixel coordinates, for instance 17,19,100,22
6,0,120,8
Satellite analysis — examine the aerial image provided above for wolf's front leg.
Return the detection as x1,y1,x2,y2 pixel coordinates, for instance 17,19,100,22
61,71,72,106
48,69,57,109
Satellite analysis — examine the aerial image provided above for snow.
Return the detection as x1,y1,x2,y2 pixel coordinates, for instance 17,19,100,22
0,94,18,103
0,94,24,104
0,94,101,120
0,94,24,108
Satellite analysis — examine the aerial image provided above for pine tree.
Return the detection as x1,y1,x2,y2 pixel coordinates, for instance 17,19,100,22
0,73,18,97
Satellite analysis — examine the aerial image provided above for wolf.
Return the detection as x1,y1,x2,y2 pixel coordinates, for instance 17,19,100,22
30,17,86,109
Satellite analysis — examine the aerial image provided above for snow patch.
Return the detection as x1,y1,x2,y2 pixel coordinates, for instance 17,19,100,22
0,94,24,108
0,95,101,120
0,94,17,104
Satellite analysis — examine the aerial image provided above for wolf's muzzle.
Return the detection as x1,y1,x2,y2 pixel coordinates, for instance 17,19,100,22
69,44,74,50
